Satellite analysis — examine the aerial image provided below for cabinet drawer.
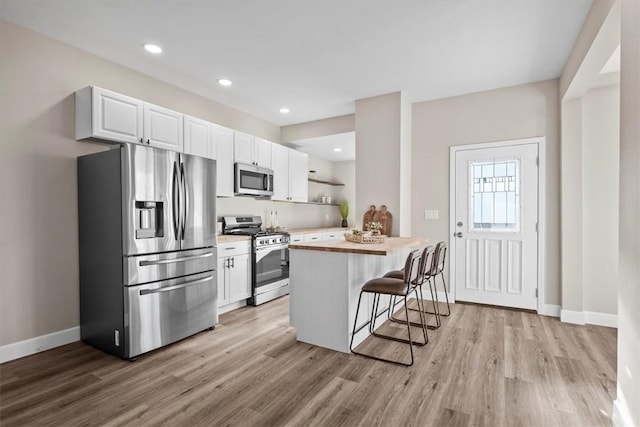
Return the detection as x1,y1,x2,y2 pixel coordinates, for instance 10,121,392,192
218,241,250,257
322,231,343,241
289,234,304,244
303,233,322,242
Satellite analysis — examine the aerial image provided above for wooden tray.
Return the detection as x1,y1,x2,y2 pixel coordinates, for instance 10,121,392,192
344,234,387,244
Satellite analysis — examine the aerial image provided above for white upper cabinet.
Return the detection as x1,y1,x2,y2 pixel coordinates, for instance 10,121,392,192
270,143,308,202
289,149,308,202
234,131,271,168
76,86,183,152
76,86,143,144
253,137,272,168
143,103,184,152
233,131,254,165
271,142,290,201
183,115,214,159
213,123,235,197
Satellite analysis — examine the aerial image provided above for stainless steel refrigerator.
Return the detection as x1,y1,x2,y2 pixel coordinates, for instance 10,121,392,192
78,144,217,359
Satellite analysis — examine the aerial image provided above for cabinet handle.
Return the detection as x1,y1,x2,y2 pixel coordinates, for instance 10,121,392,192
146,139,151,145
225,258,230,269
139,137,144,143
224,247,236,250
231,257,235,268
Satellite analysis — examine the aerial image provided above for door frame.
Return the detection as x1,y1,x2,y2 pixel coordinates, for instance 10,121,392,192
449,136,546,314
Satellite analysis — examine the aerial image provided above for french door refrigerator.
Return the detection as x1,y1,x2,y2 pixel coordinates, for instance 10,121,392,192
78,144,217,359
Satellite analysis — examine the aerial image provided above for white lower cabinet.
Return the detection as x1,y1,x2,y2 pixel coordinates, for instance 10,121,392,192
322,231,343,241
217,242,251,310
303,233,322,242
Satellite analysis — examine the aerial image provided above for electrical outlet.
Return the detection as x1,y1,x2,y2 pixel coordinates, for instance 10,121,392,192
424,210,439,220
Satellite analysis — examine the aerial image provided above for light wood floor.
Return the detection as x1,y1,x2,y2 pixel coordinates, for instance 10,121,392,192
0,297,616,426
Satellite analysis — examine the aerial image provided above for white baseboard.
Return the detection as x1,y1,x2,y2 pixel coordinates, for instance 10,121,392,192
538,304,561,317
560,309,618,328
613,392,635,427
561,309,585,325
0,326,80,364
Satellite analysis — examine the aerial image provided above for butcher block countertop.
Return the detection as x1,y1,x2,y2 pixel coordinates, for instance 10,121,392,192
217,235,251,244
288,236,427,256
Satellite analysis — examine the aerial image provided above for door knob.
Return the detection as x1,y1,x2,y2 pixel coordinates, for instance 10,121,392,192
455,232,463,238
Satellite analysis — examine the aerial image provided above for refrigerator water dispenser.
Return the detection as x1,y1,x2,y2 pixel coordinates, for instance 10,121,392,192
135,201,164,239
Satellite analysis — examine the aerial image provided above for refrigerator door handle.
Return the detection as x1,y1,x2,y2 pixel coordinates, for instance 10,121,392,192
139,252,213,266
139,275,214,295
180,161,188,241
172,161,180,241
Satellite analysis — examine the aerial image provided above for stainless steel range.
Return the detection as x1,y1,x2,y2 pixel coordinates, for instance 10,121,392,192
222,216,290,306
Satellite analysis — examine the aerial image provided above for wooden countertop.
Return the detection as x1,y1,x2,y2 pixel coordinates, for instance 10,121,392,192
288,226,349,235
288,236,427,256
217,235,251,243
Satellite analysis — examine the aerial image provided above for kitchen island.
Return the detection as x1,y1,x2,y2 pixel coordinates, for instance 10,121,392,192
288,237,427,353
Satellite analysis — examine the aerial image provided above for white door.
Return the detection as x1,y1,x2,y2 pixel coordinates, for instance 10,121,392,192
454,143,538,310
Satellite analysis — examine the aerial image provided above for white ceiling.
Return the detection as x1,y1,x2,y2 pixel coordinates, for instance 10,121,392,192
0,1,592,127
289,132,356,162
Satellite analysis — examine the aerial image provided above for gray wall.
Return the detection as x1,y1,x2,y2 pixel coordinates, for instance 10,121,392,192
411,80,561,305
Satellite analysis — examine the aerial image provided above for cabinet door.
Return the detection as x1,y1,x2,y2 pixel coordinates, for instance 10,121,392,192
254,137,272,168
228,253,251,302
270,143,290,201
233,131,254,165
213,124,235,197
289,149,309,202
184,115,214,159
217,257,230,307
91,87,143,144
143,103,184,152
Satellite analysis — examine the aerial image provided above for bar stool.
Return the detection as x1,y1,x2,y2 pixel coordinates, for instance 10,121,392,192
385,245,441,329
425,242,450,317
349,250,427,367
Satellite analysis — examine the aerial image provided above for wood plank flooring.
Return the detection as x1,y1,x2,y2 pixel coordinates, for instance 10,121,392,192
0,298,616,426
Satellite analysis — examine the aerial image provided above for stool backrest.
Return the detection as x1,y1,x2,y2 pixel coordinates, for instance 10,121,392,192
417,245,435,283
429,241,447,276
403,250,422,285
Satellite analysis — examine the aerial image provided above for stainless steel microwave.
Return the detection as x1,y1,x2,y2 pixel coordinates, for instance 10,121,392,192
234,163,274,197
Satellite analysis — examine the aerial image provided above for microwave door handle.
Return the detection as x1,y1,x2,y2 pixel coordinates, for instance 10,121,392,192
180,162,188,240
172,161,180,240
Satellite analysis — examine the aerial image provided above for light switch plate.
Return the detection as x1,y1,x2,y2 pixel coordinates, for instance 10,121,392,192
424,209,439,220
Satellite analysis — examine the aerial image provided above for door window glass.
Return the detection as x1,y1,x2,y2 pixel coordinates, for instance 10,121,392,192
469,159,520,231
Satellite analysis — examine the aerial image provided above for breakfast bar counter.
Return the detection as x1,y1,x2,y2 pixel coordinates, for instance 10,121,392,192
289,236,427,353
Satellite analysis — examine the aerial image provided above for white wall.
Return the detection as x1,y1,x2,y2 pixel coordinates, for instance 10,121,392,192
411,80,561,305
615,2,640,425
333,161,356,228
355,92,411,237
582,85,619,315
0,18,340,347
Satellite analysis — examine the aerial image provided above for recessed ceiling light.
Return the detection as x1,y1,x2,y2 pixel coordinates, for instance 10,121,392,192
333,148,342,152
218,78,232,87
279,107,290,114
143,43,162,54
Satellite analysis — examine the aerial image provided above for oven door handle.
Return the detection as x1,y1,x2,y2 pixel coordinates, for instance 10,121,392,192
255,244,289,252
